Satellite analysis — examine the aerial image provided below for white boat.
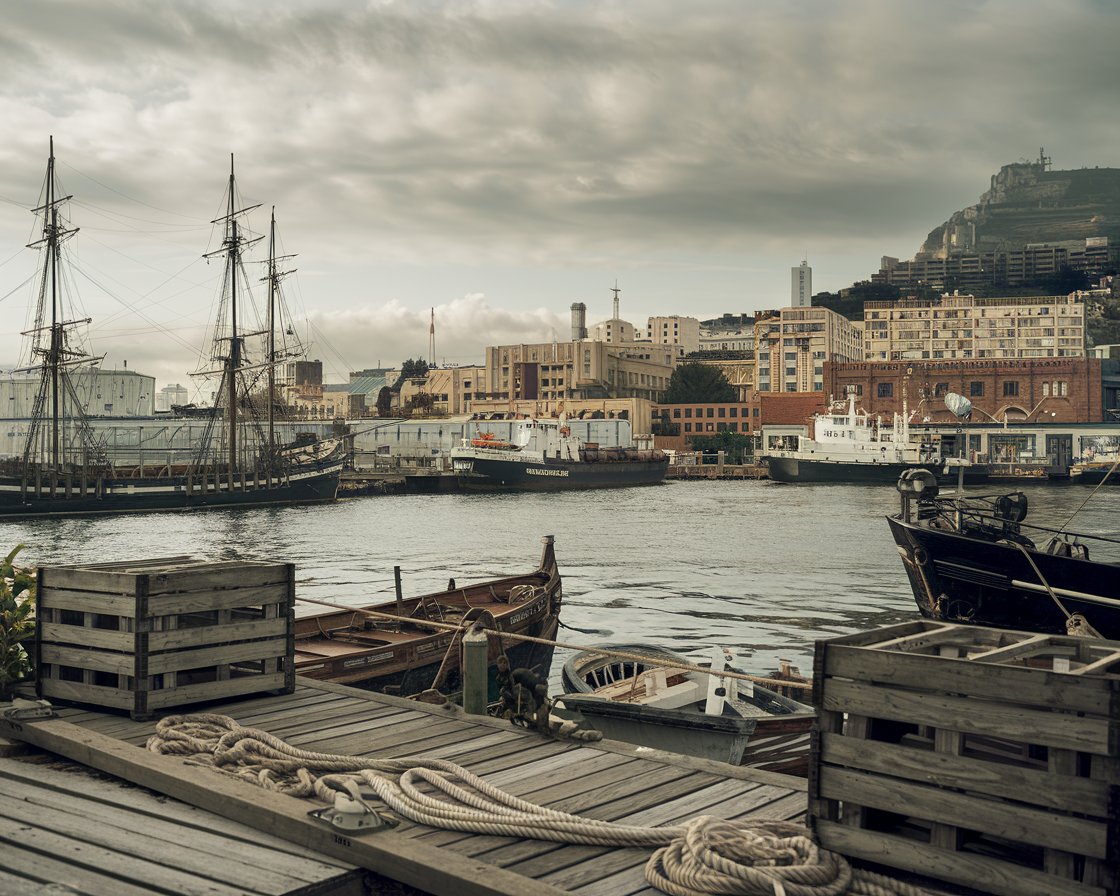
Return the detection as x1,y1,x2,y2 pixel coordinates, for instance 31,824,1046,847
761,390,970,484
555,646,815,773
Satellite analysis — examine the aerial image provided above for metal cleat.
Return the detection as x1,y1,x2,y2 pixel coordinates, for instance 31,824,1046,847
308,792,398,832
2,698,55,721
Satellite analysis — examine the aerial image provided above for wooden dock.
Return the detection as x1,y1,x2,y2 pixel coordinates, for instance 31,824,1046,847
1,677,810,896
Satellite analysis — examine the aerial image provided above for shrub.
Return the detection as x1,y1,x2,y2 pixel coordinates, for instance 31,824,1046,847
0,545,36,700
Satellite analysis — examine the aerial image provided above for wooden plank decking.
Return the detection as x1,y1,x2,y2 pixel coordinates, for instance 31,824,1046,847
2,677,809,896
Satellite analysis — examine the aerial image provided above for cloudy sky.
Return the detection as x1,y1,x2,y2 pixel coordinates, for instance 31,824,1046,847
1,0,1117,392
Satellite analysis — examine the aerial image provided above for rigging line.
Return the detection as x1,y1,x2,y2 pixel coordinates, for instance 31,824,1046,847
70,263,199,355
305,318,357,382
1060,456,1120,532
57,160,200,221
94,260,213,330
0,273,37,306
70,198,211,231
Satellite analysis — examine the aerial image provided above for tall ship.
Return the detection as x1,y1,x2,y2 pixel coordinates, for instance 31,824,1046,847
0,141,343,517
450,417,668,491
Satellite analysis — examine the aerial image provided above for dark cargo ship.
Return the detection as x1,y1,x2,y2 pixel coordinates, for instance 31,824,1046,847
450,418,668,491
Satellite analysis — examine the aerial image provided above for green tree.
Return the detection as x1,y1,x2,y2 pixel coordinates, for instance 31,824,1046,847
375,386,394,417
401,358,430,378
0,545,36,700
664,363,736,403
690,431,755,464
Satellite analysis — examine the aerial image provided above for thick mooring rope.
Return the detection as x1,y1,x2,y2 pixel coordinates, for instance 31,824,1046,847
147,714,928,896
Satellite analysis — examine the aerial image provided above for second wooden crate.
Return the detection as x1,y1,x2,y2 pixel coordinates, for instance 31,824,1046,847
810,620,1119,896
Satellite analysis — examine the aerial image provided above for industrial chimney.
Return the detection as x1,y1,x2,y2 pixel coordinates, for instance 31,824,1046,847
570,302,587,341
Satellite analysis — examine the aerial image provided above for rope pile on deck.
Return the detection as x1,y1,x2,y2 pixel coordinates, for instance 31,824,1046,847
148,713,928,896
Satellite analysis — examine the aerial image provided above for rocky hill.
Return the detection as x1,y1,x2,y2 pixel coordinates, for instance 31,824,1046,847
919,150,1120,258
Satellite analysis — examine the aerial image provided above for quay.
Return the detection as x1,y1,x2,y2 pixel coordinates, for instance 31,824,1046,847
1,678,813,896
666,462,767,480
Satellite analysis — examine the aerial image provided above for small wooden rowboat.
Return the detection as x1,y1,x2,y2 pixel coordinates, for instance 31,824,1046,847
556,645,815,774
293,536,562,701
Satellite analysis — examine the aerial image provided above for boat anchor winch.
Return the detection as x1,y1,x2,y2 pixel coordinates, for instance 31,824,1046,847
308,791,399,832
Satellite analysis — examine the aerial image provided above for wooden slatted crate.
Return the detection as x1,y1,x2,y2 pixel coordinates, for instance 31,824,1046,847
809,621,1120,896
35,556,295,720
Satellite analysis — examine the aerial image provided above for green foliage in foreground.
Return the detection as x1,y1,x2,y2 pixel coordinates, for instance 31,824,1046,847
0,545,36,700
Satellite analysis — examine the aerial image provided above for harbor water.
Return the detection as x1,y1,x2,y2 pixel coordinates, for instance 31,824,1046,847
4,479,1118,689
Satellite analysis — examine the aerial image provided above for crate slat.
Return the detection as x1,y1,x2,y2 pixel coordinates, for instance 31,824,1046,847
815,820,1108,896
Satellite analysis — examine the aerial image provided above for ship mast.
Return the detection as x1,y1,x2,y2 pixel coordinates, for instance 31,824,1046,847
201,154,260,474
20,137,98,472
261,207,297,460
227,156,239,471
47,141,61,468
267,208,275,454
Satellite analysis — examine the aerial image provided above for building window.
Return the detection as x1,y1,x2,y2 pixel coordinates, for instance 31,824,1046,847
1042,382,1050,397
729,407,737,418
934,383,948,397
672,408,681,418
1003,381,1019,398
717,407,726,418
877,383,893,399
969,381,984,397
684,408,692,418
706,408,714,418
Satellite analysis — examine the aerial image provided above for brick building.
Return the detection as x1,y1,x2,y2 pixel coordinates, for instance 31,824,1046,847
823,358,1114,425
651,392,827,453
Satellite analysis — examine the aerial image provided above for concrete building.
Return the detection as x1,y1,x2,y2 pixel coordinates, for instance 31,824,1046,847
476,339,674,406
155,383,189,413
754,307,862,393
792,259,812,308
863,293,1085,362
1,368,155,419
588,285,638,343
399,365,485,417
646,316,701,356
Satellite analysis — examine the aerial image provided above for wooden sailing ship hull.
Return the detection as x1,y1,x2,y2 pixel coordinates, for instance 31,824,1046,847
0,460,342,517
293,537,562,701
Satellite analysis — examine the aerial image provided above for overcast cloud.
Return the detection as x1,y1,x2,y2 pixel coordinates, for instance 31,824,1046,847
1,0,1117,389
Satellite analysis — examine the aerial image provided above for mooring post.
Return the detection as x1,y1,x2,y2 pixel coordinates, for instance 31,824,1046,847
462,623,489,716
393,566,403,631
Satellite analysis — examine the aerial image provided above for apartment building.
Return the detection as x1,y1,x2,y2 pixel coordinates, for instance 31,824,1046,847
754,306,862,393
646,316,701,355
863,293,1085,362
872,238,1115,291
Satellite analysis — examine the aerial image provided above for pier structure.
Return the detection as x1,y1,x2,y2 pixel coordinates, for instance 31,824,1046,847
1,678,812,896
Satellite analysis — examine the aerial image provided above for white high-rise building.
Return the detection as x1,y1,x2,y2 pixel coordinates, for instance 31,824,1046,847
792,259,812,308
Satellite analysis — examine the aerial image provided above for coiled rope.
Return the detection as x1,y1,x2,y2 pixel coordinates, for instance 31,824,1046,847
147,714,928,896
